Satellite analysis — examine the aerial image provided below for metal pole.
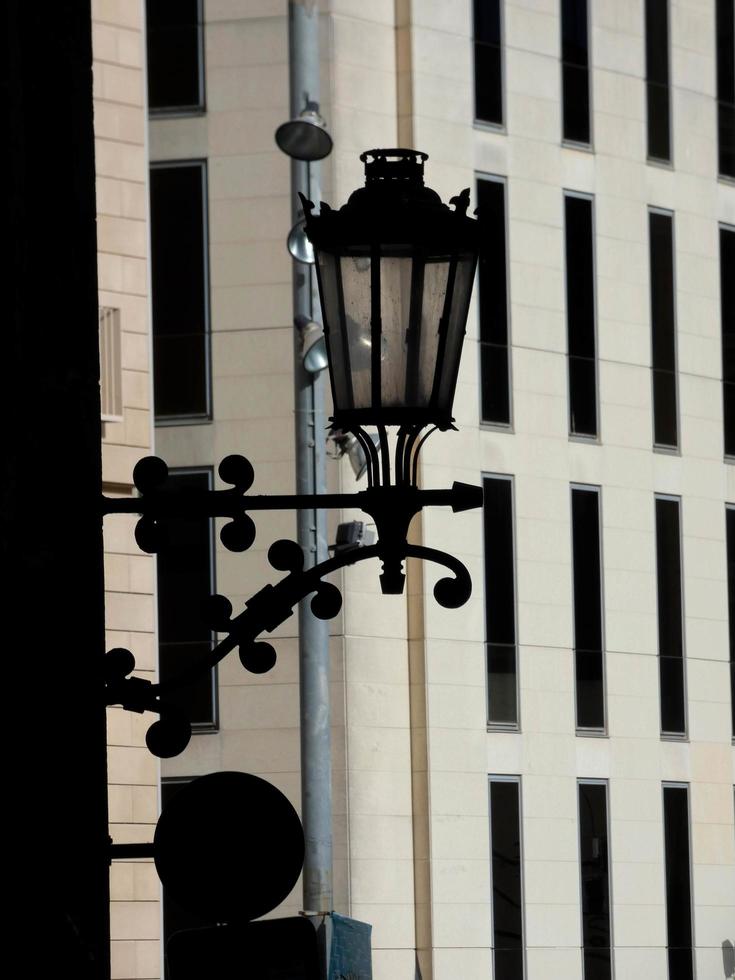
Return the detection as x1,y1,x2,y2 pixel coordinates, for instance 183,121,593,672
288,0,332,917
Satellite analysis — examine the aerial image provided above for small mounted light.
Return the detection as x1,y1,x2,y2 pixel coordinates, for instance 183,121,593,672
287,219,315,264
295,315,328,374
275,101,333,162
328,429,379,481
328,521,375,555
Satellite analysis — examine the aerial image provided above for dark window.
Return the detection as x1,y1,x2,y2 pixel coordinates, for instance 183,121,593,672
717,0,735,178
484,475,518,727
489,778,524,980
150,162,210,419
645,0,671,161
561,0,591,144
157,469,217,729
474,0,503,125
721,226,735,456
662,785,694,980
649,210,678,448
656,497,686,735
572,487,605,730
578,782,612,980
727,507,734,736
161,778,217,978
565,195,597,437
477,177,511,425
146,0,204,113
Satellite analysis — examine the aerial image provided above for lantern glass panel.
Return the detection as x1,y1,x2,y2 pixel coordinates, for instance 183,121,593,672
435,254,476,414
340,254,373,409
380,256,412,408
317,251,352,410
416,258,451,407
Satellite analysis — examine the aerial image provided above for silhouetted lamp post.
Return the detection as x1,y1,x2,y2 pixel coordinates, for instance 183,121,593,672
103,148,482,975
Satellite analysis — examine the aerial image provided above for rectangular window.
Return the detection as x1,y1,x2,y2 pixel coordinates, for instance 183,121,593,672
477,177,511,425
484,475,518,727
571,486,605,731
717,0,735,178
578,781,612,980
649,210,678,448
565,194,598,437
474,0,503,125
727,506,734,736
645,0,671,161
489,777,525,980
561,0,591,144
150,162,210,420
655,496,686,736
662,784,694,980
157,469,217,729
146,0,205,113
721,226,735,456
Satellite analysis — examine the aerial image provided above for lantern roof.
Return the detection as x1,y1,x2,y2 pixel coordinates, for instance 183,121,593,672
301,148,480,254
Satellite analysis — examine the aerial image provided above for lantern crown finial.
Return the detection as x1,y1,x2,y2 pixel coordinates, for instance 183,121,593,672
359,148,429,187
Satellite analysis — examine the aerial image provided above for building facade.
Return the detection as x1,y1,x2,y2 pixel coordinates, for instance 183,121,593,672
102,1,734,978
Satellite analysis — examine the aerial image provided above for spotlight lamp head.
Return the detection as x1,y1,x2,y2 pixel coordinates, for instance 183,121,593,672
295,315,328,374
300,148,480,434
275,101,333,162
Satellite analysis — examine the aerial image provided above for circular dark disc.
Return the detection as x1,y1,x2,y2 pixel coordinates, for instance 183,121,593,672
154,771,304,923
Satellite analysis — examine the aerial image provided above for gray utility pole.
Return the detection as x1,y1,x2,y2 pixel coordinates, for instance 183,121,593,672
288,0,333,917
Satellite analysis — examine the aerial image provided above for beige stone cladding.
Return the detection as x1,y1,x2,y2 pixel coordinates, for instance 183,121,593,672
93,0,159,977
146,1,734,979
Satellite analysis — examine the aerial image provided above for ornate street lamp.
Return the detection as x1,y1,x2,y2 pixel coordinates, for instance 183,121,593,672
103,148,482,759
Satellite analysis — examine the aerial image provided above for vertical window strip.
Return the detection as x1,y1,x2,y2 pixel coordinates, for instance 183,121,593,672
578,781,612,980
150,160,211,420
655,496,686,736
489,777,525,980
662,784,694,980
645,0,671,161
721,226,735,457
156,468,218,730
571,486,606,731
146,0,205,113
477,176,511,425
716,0,735,178
565,194,598,437
473,0,503,125
649,210,678,449
727,506,734,737
484,475,518,727
561,0,591,144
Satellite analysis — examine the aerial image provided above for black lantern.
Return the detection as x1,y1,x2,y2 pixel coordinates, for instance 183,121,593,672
302,149,480,437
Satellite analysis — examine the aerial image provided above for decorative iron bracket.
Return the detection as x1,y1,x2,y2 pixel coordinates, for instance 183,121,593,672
103,453,482,758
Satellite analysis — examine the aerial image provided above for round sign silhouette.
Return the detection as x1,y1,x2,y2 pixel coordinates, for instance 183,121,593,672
154,771,304,922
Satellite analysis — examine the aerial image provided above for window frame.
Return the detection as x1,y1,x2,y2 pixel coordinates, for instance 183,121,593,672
476,172,513,430
156,466,219,732
150,158,213,424
720,223,735,460
726,504,735,741
654,493,688,740
483,472,520,731
570,483,608,735
488,774,527,980
576,779,614,980
559,0,594,149
146,0,206,117
472,0,506,130
716,0,735,181
563,190,600,442
644,0,673,166
661,782,695,980
648,207,680,453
